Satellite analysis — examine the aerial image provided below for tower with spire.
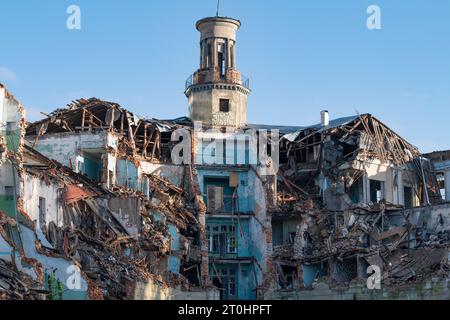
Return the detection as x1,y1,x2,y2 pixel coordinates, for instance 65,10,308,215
185,16,250,128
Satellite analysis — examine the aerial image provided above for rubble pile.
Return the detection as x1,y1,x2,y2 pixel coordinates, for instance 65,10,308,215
270,113,449,294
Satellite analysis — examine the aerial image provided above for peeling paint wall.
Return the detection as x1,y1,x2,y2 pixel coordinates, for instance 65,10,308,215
140,162,185,187
407,202,450,233
0,87,23,219
28,131,107,170
0,162,19,218
197,168,254,213
19,225,89,299
168,224,182,274
248,170,269,283
23,174,63,229
351,159,419,206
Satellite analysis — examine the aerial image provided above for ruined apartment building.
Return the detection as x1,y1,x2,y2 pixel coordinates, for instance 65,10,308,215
1,15,449,301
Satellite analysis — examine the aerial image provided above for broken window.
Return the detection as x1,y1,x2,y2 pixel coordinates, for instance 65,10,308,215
272,220,283,246
4,186,14,201
369,180,385,203
204,176,239,213
331,258,358,284
349,177,363,204
211,266,237,300
228,269,236,297
218,43,226,78
6,121,16,134
39,197,46,228
437,173,445,200
404,186,414,208
80,152,103,182
207,186,224,212
288,232,296,244
207,223,237,256
219,99,230,113
227,225,237,253
279,265,297,289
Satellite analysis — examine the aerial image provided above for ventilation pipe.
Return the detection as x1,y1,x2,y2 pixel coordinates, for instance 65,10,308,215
321,110,329,127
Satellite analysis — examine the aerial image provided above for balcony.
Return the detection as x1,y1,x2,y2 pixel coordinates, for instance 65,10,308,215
185,68,250,91
206,194,254,215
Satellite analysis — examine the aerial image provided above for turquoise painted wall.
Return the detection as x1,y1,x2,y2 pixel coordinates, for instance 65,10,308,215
197,169,254,214
206,217,251,258
209,263,255,300
117,159,139,190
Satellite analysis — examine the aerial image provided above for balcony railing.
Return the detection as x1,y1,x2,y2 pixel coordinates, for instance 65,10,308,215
207,194,253,214
185,69,250,91
185,74,194,90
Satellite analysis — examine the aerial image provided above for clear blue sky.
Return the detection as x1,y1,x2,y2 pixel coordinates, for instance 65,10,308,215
0,0,449,152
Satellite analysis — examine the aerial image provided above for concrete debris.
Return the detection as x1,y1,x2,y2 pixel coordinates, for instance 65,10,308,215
0,259,47,300
269,112,449,298
1,86,215,300
1,79,449,301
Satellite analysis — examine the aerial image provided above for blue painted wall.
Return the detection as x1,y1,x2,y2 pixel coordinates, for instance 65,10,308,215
197,169,254,214
206,217,251,259
208,263,255,300
116,159,139,190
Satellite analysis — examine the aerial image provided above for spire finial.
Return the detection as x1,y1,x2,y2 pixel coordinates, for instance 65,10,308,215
216,0,220,16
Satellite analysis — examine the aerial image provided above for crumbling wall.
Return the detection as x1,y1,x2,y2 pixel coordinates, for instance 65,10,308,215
134,279,219,300
407,202,450,233
272,276,449,300
27,131,108,169
19,224,89,299
23,174,64,229
140,162,185,188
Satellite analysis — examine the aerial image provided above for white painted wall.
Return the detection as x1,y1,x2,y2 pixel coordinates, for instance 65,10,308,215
353,158,418,206
0,161,18,194
23,174,63,228
140,162,185,187
0,87,22,133
28,131,107,168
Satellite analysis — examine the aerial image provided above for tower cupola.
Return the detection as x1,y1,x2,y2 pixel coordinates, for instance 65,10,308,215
185,16,250,128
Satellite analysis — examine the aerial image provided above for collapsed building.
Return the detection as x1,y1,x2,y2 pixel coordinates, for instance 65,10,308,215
424,150,450,203
268,112,449,299
0,84,218,300
1,14,449,301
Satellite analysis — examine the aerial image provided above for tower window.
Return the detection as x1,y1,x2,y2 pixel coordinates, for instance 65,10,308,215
219,99,230,112
207,44,212,68
218,44,226,78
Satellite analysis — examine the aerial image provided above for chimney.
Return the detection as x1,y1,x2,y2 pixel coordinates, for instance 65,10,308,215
321,110,329,127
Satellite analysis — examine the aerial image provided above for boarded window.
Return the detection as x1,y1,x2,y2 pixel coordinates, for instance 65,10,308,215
207,186,223,212
229,172,239,188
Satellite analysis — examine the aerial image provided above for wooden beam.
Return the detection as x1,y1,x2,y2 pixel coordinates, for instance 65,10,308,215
81,109,86,132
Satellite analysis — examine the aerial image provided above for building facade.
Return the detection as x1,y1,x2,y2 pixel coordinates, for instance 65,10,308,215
1,14,449,300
